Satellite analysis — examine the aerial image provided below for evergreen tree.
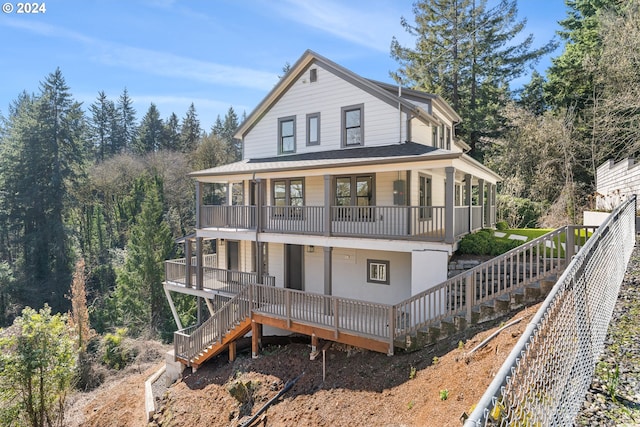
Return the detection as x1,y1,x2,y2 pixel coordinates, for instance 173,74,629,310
545,0,624,111
112,176,173,338
179,103,201,153
134,103,163,154
1,70,86,313
161,112,180,151
391,0,557,157
516,70,547,116
115,88,137,153
88,91,117,161
211,107,241,161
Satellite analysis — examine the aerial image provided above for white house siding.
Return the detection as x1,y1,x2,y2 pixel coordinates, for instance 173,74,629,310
243,63,407,159
303,248,325,294
267,242,285,288
304,176,324,205
331,249,411,305
595,158,640,210
411,119,432,146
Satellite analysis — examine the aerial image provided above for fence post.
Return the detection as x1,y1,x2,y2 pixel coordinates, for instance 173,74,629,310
465,273,473,323
388,306,395,356
566,226,575,262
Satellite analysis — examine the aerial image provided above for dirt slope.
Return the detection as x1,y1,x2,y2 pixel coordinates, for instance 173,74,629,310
149,304,540,427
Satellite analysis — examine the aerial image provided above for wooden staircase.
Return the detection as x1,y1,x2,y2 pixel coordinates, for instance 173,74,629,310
184,318,252,369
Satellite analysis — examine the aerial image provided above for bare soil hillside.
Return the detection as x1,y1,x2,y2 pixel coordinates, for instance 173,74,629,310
68,303,540,427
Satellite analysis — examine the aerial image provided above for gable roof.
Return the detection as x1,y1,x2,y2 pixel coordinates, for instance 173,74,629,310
233,50,455,140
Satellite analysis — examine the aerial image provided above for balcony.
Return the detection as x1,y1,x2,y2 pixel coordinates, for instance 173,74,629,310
198,203,495,242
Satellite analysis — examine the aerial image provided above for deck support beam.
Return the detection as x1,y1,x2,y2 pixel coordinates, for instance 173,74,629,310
164,285,183,330
229,341,237,362
251,320,262,359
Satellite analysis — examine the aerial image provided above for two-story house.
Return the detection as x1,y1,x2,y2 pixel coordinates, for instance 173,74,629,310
164,50,501,368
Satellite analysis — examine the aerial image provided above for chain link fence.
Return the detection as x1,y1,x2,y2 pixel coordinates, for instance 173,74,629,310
465,196,637,426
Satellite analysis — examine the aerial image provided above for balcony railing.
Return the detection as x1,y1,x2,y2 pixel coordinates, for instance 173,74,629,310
165,259,275,294
199,204,488,241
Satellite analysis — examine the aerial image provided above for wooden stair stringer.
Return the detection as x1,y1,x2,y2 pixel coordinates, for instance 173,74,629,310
190,317,252,369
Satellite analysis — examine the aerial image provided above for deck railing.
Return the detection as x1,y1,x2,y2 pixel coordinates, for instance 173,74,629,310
165,260,275,292
392,225,595,339
263,205,324,234
200,205,256,229
198,204,482,241
173,223,612,364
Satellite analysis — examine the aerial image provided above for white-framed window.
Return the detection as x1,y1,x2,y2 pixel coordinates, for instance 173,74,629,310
341,104,363,147
306,112,320,146
367,259,389,285
278,116,296,154
231,182,244,205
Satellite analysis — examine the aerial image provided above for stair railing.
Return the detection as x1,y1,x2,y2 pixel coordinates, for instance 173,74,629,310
392,226,595,341
174,285,253,363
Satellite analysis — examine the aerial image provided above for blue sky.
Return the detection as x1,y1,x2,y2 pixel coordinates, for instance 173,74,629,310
0,0,567,131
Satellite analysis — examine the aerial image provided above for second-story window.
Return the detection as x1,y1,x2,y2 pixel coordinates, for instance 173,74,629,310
278,116,296,154
419,174,432,219
306,113,320,146
432,125,438,148
231,182,244,205
273,178,304,218
342,104,363,147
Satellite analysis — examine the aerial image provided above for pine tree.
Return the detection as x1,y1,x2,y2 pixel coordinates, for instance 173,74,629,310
112,176,173,338
161,112,180,151
1,70,86,313
179,103,201,153
88,91,117,161
391,0,557,156
517,70,547,116
134,103,163,154
116,88,137,153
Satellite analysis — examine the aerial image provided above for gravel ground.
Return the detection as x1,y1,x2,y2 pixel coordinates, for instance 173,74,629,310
575,243,640,426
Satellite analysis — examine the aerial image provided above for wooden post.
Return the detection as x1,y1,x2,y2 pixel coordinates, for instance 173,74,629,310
465,174,472,233
324,174,331,236
465,274,473,323
311,334,318,353
251,320,261,359
185,238,192,288
229,341,237,362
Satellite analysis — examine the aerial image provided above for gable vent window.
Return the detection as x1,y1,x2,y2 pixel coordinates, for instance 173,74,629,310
310,68,317,82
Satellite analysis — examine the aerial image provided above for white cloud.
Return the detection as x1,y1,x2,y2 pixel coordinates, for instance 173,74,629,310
270,0,406,52
2,19,278,91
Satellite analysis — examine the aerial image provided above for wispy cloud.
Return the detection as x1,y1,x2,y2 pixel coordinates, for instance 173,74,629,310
269,0,403,52
1,19,278,91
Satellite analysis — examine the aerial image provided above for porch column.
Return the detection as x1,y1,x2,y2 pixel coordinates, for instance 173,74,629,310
255,241,264,284
196,237,203,290
195,181,203,228
492,185,497,226
464,174,472,234
324,174,331,236
185,239,192,288
445,167,455,244
255,178,263,232
478,179,485,229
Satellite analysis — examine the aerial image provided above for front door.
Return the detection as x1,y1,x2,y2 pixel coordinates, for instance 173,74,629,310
227,240,239,271
284,244,303,291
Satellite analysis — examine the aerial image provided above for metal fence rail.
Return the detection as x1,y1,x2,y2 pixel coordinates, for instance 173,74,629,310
465,196,636,427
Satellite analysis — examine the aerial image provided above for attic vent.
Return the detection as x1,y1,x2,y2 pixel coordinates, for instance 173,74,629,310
310,68,317,82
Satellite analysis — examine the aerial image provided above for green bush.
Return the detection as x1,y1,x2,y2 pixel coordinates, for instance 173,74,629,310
101,327,136,370
496,221,508,230
458,229,521,256
497,195,547,228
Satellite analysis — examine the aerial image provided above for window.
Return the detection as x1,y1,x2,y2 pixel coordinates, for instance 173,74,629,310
278,116,296,154
446,127,451,150
432,125,438,148
310,68,317,82
306,113,320,146
231,182,244,205
334,175,374,220
419,175,432,219
367,259,389,285
440,124,445,148
341,104,364,147
272,178,304,218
